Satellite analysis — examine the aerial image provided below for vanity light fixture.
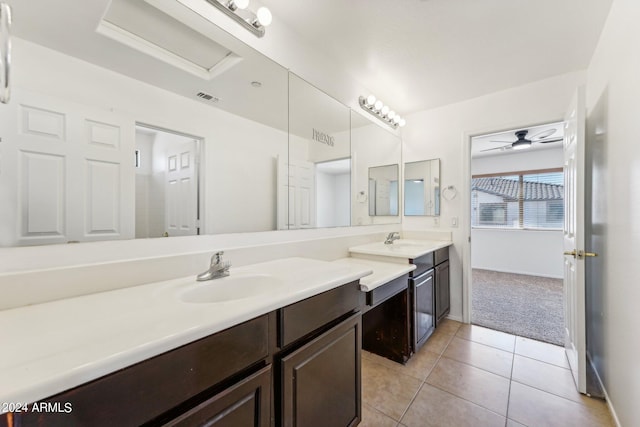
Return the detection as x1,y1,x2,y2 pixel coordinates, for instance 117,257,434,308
359,95,406,129
206,0,272,38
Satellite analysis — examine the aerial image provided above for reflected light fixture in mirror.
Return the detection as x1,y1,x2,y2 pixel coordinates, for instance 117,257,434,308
206,0,272,37
359,95,406,129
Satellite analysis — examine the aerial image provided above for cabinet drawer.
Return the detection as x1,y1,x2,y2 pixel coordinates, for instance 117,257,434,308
164,365,271,427
279,281,362,348
434,247,449,265
17,315,270,427
410,252,435,276
366,274,408,307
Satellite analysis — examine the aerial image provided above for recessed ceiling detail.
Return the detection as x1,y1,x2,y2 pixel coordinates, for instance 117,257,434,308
98,0,243,80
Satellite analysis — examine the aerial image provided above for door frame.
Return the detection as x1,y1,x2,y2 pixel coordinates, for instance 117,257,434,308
135,122,204,236
460,118,565,324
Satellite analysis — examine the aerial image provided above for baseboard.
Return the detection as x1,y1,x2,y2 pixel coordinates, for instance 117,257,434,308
587,352,622,427
471,266,562,280
445,314,463,323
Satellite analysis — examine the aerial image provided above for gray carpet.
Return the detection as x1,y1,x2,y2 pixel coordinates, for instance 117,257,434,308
472,269,564,346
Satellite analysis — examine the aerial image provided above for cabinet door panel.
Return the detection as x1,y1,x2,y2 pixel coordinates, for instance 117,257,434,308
435,260,450,324
280,313,361,427
164,365,271,427
414,269,435,350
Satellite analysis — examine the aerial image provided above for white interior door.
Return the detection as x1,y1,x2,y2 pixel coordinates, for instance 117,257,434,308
563,87,588,393
164,139,198,237
277,156,315,230
0,88,134,246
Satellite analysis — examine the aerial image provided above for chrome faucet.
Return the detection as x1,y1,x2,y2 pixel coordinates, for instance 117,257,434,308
384,232,401,245
197,251,231,281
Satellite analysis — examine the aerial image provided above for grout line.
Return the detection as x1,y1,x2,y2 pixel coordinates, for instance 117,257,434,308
438,352,512,380
514,352,571,370
505,345,516,426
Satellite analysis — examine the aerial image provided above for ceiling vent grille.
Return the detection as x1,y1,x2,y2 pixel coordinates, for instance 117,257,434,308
196,92,220,102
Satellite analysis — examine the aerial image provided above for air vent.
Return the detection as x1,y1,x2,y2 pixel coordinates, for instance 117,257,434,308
196,92,220,102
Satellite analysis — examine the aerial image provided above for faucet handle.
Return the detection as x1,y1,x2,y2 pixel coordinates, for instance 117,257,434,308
211,251,224,265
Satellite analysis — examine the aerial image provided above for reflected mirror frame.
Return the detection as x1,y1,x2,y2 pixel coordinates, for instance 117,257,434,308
368,163,400,217
404,158,441,217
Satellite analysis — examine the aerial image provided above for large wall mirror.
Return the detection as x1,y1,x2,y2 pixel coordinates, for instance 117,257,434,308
351,111,401,225
0,0,403,247
1,0,289,246
404,159,441,216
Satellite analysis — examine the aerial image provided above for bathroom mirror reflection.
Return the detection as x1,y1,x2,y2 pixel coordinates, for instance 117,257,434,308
404,159,441,216
351,111,402,225
368,164,399,216
0,0,289,246
285,73,351,229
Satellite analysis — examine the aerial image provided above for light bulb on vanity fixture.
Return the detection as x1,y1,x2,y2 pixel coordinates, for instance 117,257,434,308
206,0,272,37
359,95,406,129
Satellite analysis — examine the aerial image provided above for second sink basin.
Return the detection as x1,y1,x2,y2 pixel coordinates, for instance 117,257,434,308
180,273,284,303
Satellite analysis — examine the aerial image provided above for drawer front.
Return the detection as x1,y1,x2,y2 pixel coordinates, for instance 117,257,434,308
366,274,408,307
279,281,363,348
434,246,449,265
164,365,271,427
410,252,435,277
17,315,270,427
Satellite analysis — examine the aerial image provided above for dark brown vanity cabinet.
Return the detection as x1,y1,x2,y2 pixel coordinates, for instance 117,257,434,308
3,281,365,427
276,281,363,427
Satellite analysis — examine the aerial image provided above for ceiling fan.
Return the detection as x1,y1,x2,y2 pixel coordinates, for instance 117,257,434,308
481,129,563,152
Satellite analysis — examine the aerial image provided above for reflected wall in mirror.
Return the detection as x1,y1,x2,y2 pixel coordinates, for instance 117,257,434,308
285,73,351,229
368,165,399,216
350,111,401,225
404,159,441,216
0,0,288,246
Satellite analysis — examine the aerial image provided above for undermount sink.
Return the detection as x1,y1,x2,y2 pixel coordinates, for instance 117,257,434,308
180,273,284,303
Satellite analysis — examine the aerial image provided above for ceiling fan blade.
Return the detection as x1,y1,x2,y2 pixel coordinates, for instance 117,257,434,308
489,140,516,144
480,146,511,152
535,137,563,144
530,129,558,140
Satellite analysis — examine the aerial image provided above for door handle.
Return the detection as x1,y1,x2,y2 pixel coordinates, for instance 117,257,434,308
563,250,577,258
578,250,598,258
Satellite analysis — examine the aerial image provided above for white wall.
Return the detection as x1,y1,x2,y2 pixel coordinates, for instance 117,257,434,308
402,70,586,321
471,148,564,278
584,0,640,424
471,229,563,278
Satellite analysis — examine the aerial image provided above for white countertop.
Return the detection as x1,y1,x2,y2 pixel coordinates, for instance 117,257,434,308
0,257,372,407
349,239,453,259
332,258,416,292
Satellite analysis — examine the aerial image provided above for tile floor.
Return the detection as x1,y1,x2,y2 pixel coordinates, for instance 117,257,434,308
361,320,614,427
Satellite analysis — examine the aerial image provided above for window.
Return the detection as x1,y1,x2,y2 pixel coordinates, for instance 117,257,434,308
471,169,563,230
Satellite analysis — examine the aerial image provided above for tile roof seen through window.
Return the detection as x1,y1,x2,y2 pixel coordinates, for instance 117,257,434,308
472,177,563,201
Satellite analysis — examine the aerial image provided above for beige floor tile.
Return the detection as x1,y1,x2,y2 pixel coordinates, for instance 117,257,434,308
400,384,505,427
425,357,510,415
456,324,516,352
360,403,399,427
512,355,582,403
443,337,514,378
361,357,423,421
514,336,569,368
508,381,614,427
436,318,462,335
506,419,526,427
422,327,455,354
365,346,440,382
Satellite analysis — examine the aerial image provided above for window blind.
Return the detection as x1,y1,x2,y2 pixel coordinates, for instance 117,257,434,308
471,170,564,230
